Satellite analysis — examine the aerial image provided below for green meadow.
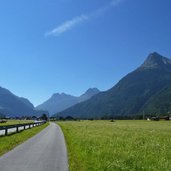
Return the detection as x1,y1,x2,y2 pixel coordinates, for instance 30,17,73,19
0,120,34,126
57,120,171,171
0,122,49,156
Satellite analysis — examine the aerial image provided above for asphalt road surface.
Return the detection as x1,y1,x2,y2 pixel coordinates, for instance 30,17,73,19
0,122,69,171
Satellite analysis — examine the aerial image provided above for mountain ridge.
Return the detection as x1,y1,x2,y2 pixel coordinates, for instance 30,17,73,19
139,52,171,70
0,86,46,117
56,52,171,119
36,88,100,116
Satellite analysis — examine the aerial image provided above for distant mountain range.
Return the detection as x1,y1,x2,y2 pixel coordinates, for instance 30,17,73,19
36,88,100,116
56,52,171,119
1,52,171,119
0,87,46,117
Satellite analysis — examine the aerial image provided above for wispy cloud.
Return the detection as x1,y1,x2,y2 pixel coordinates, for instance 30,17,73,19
45,0,122,37
45,15,88,37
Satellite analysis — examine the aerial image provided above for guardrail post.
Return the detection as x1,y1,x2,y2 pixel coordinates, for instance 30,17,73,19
5,128,8,136
16,126,19,133
0,121,46,137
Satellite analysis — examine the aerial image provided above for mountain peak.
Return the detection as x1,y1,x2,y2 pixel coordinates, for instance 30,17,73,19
81,88,100,97
52,93,71,98
140,52,171,69
85,88,100,94
78,88,100,103
148,52,164,60
37,88,100,116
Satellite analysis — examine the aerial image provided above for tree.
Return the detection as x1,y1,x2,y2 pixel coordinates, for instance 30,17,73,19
65,116,74,120
40,114,48,121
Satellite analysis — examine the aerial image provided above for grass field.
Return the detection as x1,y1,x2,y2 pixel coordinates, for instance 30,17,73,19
57,120,171,171
0,122,49,156
0,120,34,126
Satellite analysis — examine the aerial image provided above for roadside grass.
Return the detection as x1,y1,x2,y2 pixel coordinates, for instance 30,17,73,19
0,122,49,156
57,120,171,171
0,120,34,126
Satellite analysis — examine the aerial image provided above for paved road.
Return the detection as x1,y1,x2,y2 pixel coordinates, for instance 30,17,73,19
0,122,68,171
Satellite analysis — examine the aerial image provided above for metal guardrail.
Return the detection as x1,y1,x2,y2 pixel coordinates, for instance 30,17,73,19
0,121,46,136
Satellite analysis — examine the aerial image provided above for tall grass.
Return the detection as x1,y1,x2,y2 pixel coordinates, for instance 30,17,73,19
0,120,34,126
58,120,171,171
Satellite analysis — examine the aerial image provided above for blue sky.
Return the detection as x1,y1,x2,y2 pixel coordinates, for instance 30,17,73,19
0,0,171,106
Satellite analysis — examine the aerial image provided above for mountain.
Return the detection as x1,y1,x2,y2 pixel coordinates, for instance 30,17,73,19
0,113,5,119
79,88,101,102
19,97,35,109
36,88,100,116
36,93,78,116
57,52,171,119
0,86,45,117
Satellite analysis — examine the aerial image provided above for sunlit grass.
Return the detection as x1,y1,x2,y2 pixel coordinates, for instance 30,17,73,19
58,120,171,171
0,120,34,126
0,122,49,156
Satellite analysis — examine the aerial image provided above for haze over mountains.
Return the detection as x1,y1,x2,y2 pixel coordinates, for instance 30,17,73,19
56,52,171,119
1,52,171,119
0,87,46,117
36,88,100,116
